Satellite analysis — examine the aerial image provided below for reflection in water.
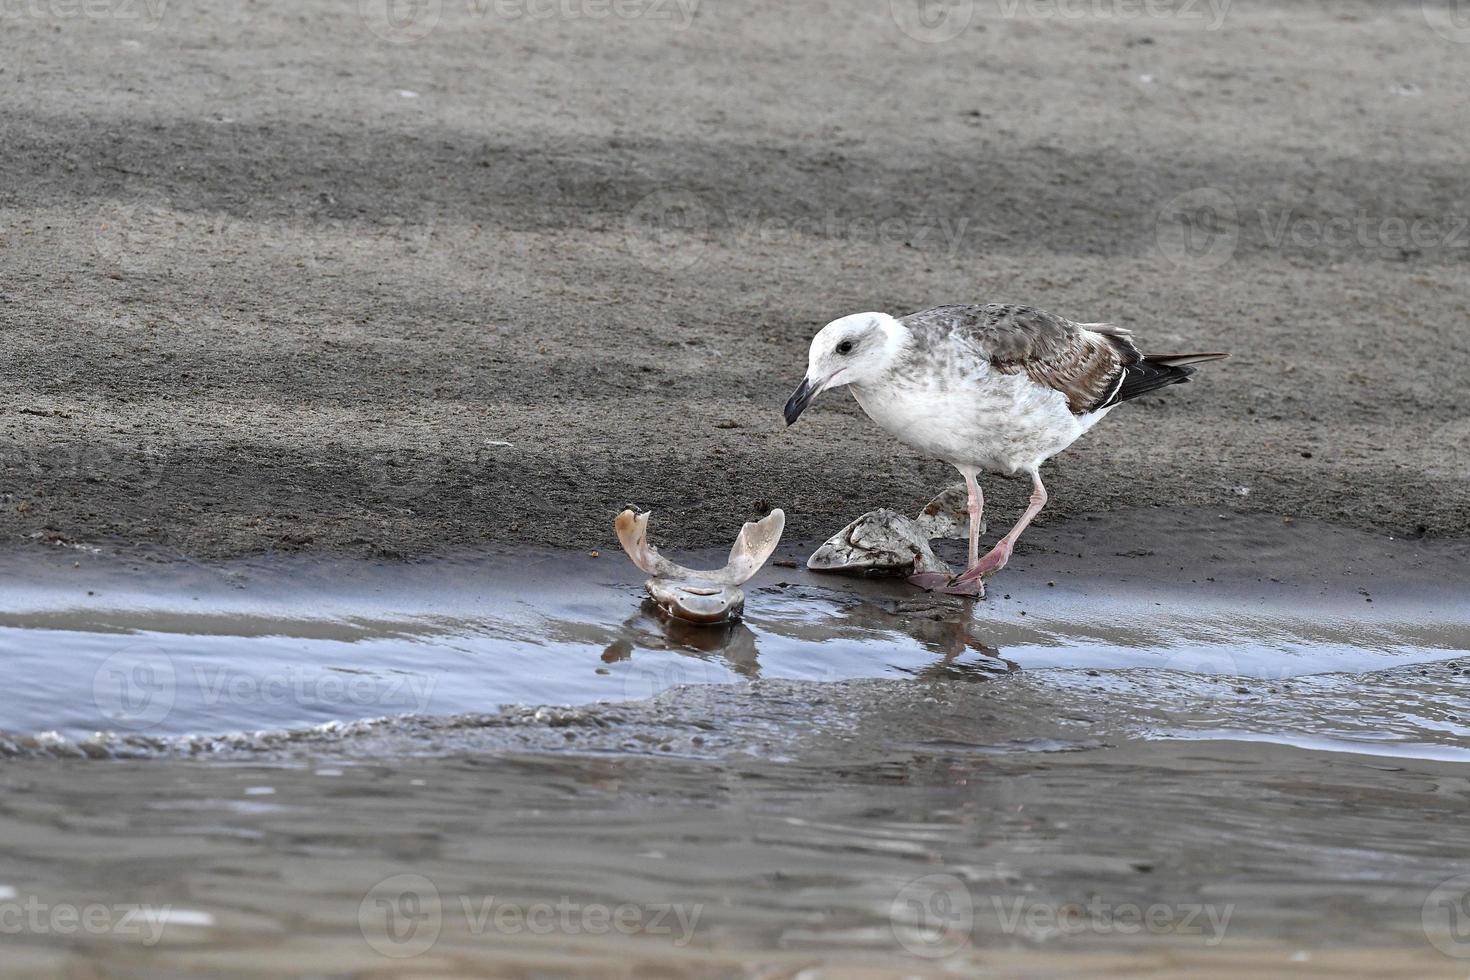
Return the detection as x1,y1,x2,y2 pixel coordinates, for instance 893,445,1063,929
601,591,1018,684
4,542,1468,742
602,600,762,678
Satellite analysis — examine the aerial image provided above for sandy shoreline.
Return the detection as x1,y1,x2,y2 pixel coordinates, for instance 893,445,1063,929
1,0,1467,557
3,7,1469,974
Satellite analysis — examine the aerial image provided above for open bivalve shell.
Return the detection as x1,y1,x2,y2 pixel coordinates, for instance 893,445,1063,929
614,508,785,625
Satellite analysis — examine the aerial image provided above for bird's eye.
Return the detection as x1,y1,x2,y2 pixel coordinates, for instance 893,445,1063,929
835,340,854,355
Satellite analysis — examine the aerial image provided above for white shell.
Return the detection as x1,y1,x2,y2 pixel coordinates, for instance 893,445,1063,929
614,509,785,624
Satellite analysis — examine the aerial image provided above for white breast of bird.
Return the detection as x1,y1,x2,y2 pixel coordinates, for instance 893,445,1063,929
850,369,1103,476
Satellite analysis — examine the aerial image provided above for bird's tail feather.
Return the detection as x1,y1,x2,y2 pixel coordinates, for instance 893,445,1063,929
1110,351,1227,405
1144,352,1230,368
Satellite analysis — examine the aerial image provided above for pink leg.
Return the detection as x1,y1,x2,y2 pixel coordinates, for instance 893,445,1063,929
910,472,983,594
963,471,983,568
940,471,988,596
951,471,1047,586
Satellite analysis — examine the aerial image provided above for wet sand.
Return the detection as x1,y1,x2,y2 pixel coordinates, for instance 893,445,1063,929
2,736,1468,978
1,0,1469,557
3,1,1470,975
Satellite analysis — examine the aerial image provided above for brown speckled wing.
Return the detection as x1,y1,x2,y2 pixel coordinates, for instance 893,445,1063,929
900,304,1140,415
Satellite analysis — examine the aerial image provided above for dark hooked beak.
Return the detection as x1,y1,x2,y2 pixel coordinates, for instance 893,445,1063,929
783,376,816,426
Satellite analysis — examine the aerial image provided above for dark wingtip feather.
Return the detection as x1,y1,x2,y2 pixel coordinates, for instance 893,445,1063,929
1107,360,1196,406
1147,352,1230,368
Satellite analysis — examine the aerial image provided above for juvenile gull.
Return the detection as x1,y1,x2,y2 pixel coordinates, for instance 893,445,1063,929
783,304,1227,596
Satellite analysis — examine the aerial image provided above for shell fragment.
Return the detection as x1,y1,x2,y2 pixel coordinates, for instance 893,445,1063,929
614,508,785,624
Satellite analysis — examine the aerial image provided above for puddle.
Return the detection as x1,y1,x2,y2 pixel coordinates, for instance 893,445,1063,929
2,541,1468,754
0,555,1464,746
1,510,1469,973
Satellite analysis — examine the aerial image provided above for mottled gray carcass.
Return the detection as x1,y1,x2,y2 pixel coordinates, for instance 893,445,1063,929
807,485,978,588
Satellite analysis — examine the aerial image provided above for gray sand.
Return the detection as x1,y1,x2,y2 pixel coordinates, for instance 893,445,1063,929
4,8,1470,972
1,0,1467,560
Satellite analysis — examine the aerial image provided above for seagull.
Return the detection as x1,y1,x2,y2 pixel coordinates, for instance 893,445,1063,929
783,304,1227,596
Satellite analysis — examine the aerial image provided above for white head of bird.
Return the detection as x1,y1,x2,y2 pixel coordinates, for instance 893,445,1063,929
784,312,906,425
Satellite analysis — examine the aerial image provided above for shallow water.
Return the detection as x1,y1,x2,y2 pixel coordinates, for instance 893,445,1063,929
3,521,1467,753
2,510,1469,975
